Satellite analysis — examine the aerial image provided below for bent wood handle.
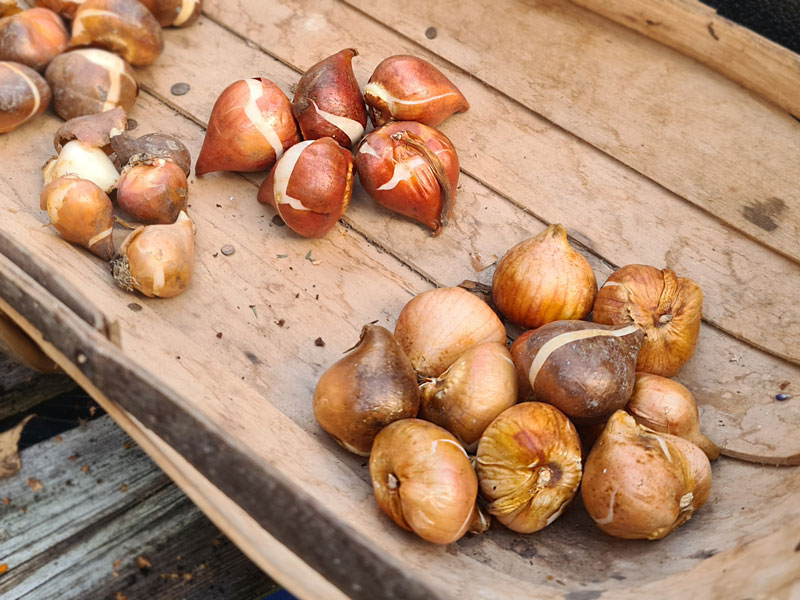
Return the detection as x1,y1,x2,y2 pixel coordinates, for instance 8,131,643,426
569,0,800,118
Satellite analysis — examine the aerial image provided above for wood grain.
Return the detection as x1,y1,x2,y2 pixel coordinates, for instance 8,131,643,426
336,0,800,263
569,0,800,118
0,354,74,420
199,0,800,365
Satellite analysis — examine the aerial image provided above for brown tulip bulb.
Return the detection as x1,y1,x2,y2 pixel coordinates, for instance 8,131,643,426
0,60,50,133
0,2,22,18
313,325,420,456
45,48,138,120
111,211,194,298
492,225,597,329
364,55,469,127
0,8,69,71
292,48,367,149
70,0,163,66
370,419,478,544
40,176,114,260
33,0,85,20
519,320,644,422
593,265,703,377
355,121,458,235
395,286,507,378
509,329,536,402
257,137,353,238
196,77,301,176
581,410,711,540
476,402,582,533
141,0,201,27
420,341,518,449
627,373,720,461
54,106,127,153
43,139,120,192
110,131,191,175
117,159,188,224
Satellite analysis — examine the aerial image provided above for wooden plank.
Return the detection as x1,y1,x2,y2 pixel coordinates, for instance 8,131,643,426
0,354,75,421
333,0,800,264
133,14,800,460
569,0,800,118
0,415,278,599
199,0,800,366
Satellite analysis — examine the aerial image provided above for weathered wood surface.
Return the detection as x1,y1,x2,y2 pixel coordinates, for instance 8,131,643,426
0,415,278,599
568,0,800,118
0,354,74,421
0,0,798,597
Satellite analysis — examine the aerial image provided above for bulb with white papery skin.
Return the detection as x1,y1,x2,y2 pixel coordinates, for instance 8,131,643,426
257,137,353,238
111,210,194,298
0,60,51,133
40,176,115,260
42,139,120,192
195,77,301,176
291,48,367,149
354,120,459,236
45,48,138,120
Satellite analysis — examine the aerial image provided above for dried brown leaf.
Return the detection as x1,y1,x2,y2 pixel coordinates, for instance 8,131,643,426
0,415,34,478
26,477,43,492
136,556,152,569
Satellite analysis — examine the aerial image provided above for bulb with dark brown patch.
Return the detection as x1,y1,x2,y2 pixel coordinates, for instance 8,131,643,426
111,131,192,175
355,121,458,236
139,0,201,27
292,48,367,149
0,7,69,71
196,77,301,176
516,320,644,422
69,0,163,66
364,55,469,127
0,60,51,133
117,158,188,224
45,48,138,120
313,325,420,456
257,137,353,238
40,176,115,260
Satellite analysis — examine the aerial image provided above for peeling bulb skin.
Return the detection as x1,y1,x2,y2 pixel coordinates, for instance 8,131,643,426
509,329,537,402
370,419,478,544
313,325,420,455
394,286,507,378
0,8,69,71
111,210,195,298
117,159,188,224
292,48,367,149
0,60,51,133
355,121,459,235
43,139,120,193
257,137,353,238
140,0,201,27
69,0,164,66
581,410,711,540
364,55,469,127
111,131,191,175
196,77,301,176
33,0,87,20
54,106,127,153
476,402,582,533
40,176,115,260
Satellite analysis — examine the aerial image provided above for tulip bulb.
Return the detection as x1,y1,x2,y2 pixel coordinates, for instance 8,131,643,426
420,341,518,449
0,7,69,71
196,77,301,176
70,0,163,66
117,158,188,224
394,286,507,378
45,48,138,120
110,131,192,175
593,264,703,377
370,419,478,544
355,121,459,235
257,137,353,238
627,373,720,460
581,410,711,540
111,210,195,298
292,48,367,149
0,2,22,18
492,224,597,329
516,320,644,422
32,0,84,19
43,139,120,193
54,106,127,153
313,325,419,456
509,329,536,402
40,176,114,260
364,55,469,127
476,402,582,533
140,0,201,27
0,60,51,133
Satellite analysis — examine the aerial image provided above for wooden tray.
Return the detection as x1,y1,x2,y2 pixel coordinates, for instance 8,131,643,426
2,0,799,598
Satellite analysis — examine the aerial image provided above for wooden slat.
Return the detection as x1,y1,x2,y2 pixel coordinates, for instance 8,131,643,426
0,354,75,420
200,0,800,366
569,0,800,118
334,0,800,265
